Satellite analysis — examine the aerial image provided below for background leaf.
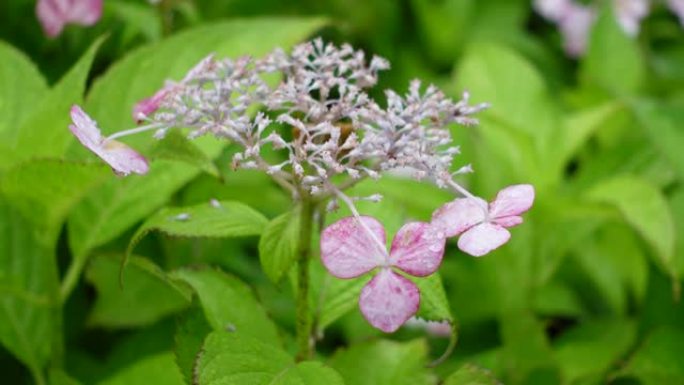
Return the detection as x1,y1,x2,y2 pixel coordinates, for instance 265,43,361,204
259,208,301,284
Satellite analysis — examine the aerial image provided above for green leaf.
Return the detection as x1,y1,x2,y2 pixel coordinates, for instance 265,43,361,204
635,101,684,182
97,352,185,385
616,327,684,385
0,41,47,138
174,268,280,346
127,199,267,262
85,254,191,328
444,363,501,385
499,310,557,384
49,369,83,385
0,160,109,242
259,208,301,284
148,130,220,177
553,319,636,383
174,303,212,384
0,201,58,377
581,4,645,95
412,273,452,322
586,175,676,277
330,339,432,385
196,331,344,385
13,37,104,160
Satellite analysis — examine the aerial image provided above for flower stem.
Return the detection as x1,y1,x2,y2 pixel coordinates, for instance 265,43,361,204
295,199,315,361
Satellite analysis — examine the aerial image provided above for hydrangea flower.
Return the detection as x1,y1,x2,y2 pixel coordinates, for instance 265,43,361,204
36,0,102,38
69,106,149,176
320,217,445,332
431,185,535,257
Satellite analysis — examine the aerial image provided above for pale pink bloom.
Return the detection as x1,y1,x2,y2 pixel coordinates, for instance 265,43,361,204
669,0,684,25
36,0,102,38
558,3,596,57
432,185,534,257
534,0,573,21
613,0,650,36
69,105,149,176
320,217,445,333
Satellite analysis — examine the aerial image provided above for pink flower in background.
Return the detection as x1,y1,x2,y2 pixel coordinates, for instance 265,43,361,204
533,0,572,21
613,0,650,36
669,0,684,25
36,0,102,38
320,217,445,332
558,3,596,57
432,184,535,257
69,105,149,176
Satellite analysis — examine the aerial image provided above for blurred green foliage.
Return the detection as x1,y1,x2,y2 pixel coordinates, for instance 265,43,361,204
1,0,684,384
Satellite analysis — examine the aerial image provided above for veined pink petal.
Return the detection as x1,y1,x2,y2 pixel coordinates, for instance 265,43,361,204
320,216,387,279
493,215,523,228
100,140,150,176
359,269,420,333
389,222,445,277
457,223,511,257
489,184,535,219
431,197,486,238
69,105,149,176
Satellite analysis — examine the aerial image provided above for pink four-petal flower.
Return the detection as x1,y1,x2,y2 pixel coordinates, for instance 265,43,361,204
36,0,102,38
431,184,535,257
69,105,149,176
320,217,445,333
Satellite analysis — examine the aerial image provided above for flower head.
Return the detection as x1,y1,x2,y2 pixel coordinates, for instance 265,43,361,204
321,216,445,332
69,105,149,176
36,0,102,38
431,185,535,257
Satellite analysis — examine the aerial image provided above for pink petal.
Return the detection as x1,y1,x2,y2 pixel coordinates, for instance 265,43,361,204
36,0,67,37
457,223,511,257
359,269,420,333
489,184,535,219
100,140,150,176
668,0,684,26
614,0,649,37
559,3,596,57
69,105,149,176
493,215,523,228
431,197,486,237
132,87,169,122
67,0,102,26
534,0,572,22
320,216,387,279
389,222,445,277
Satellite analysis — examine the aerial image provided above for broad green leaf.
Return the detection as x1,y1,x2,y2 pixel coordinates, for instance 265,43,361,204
49,369,82,385
316,273,366,333
553,319,636,383
412,273,452,322
330,339,432,385
174,268,280,346
127,199,267,260
0,201,58,377
581,5,645,95
586,175,676,277
67,160,203,262
259,208,301,284
196,331,343,385
499,310,557,384
86,254,191,328
454,43,559,183
616,327,684,385
0,41,47,138
97,352,185,385
671,190,684,276
174,304,212,384
444,363,501,385
13,37,104,160
635,101,684,182
0,160,109,243
148,130,220,177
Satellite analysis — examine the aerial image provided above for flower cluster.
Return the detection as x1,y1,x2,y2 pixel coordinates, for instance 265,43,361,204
534,0,684,57
68,39,533,333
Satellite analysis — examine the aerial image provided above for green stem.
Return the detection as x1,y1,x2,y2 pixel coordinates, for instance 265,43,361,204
59,254,87,303
29,365,47,385
295,200,315,361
